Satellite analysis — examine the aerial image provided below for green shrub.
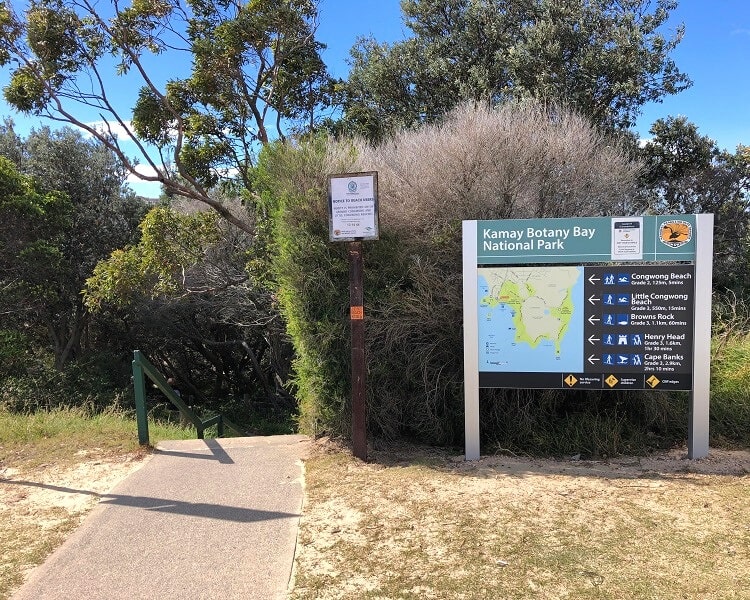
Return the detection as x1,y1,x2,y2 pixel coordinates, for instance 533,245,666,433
0,329,29,377
710,306,750,447
262,102,643,451
0,351,130,413
261,102,749,455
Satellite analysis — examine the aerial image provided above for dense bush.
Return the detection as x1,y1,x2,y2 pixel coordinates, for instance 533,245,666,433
261,100,699,454
83,200,296,432
0,350,131,413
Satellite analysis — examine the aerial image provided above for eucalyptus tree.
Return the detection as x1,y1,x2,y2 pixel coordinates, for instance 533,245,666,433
0,123,144,368
338,0,691,141
0,0,334,232
639,116,750,293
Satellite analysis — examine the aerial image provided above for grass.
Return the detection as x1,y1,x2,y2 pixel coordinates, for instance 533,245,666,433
711,330,750,447
291,449,750,600
0,407,196,600
0,407,195,469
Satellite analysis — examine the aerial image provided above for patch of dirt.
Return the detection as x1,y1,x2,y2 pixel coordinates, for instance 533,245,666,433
291,442,750,599
0,453,148,598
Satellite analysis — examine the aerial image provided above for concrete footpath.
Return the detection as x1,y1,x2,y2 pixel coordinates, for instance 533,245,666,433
13,435,309,600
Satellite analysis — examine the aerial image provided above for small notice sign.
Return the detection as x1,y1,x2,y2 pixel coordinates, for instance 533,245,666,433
328,172,379,242
611,217,642,260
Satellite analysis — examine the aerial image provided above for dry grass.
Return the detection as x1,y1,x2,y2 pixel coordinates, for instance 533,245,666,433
292,443,750,600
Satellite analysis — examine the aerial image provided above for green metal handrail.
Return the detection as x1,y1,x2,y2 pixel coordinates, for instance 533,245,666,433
132,350,244,445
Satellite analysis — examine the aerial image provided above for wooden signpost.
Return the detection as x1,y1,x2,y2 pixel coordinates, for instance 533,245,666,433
328,172,379,461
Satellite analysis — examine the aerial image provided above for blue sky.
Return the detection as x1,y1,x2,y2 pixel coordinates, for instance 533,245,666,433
1,0,748,197
316,0,750,153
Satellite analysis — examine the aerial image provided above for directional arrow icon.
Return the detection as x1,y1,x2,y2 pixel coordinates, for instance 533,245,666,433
587,335,600,345
588,274,600,284
588,294,600,305
588,354,601,365
588,315,600,325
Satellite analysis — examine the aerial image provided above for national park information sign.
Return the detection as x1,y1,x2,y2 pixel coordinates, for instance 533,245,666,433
474,216,697,390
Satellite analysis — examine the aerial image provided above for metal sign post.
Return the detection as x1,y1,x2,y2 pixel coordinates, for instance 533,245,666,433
689,213,714,458
328,172,379,461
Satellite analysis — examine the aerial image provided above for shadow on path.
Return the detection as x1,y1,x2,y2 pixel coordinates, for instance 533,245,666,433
152,437,235,464
0,478,297,523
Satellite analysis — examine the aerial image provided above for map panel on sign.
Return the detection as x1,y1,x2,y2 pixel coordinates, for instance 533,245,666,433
478,266,584,373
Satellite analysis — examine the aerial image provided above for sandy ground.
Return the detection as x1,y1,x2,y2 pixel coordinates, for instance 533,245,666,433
0,451,148,599
1,451,148,524
290,443,750,599
446,445,750,477
3,444,750,598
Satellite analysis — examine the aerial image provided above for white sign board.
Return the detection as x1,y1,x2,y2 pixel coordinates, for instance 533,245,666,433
328,172,379,242
611,217,643,260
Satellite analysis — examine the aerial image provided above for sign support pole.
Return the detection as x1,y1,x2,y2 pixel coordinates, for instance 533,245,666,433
463,221,481,460
328,172,378,461
688,213,714,459
349,240,367,461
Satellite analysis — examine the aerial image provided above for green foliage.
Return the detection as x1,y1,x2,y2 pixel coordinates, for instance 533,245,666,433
84,194,296,435
0,329,30,378
84,206,221,309
0,351,132,414
338,0,690,140
0,155,72,310
0,0,334,221
639,116,750,294
262,102,648,451
256,136,352,435
0,124,145,369
709,294,750,447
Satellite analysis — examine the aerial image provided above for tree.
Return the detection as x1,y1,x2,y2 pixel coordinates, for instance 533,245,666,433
338,0,691,141
84,202,295,422
639,116,750,293
0,155,71,363
0,0,334,233
0,124,145,368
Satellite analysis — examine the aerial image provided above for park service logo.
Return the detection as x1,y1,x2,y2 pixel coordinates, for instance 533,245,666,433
659,219,692,248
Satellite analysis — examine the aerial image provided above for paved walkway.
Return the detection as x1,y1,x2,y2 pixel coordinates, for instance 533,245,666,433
12,435,309,600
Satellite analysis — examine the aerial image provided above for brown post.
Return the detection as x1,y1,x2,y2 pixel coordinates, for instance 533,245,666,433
348,240,367,461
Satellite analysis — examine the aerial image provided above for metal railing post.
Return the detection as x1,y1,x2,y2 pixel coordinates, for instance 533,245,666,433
132,349,246,443
132,350,150,445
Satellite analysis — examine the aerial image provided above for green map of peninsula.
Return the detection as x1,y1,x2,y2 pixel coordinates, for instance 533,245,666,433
480,267,581,354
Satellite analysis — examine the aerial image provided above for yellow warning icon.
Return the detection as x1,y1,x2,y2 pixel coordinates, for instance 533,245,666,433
564,374,578,387
605,375,619,388
646,375,661,388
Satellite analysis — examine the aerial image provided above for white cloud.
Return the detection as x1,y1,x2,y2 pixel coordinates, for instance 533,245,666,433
126,164,161,182
85,119,137,140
